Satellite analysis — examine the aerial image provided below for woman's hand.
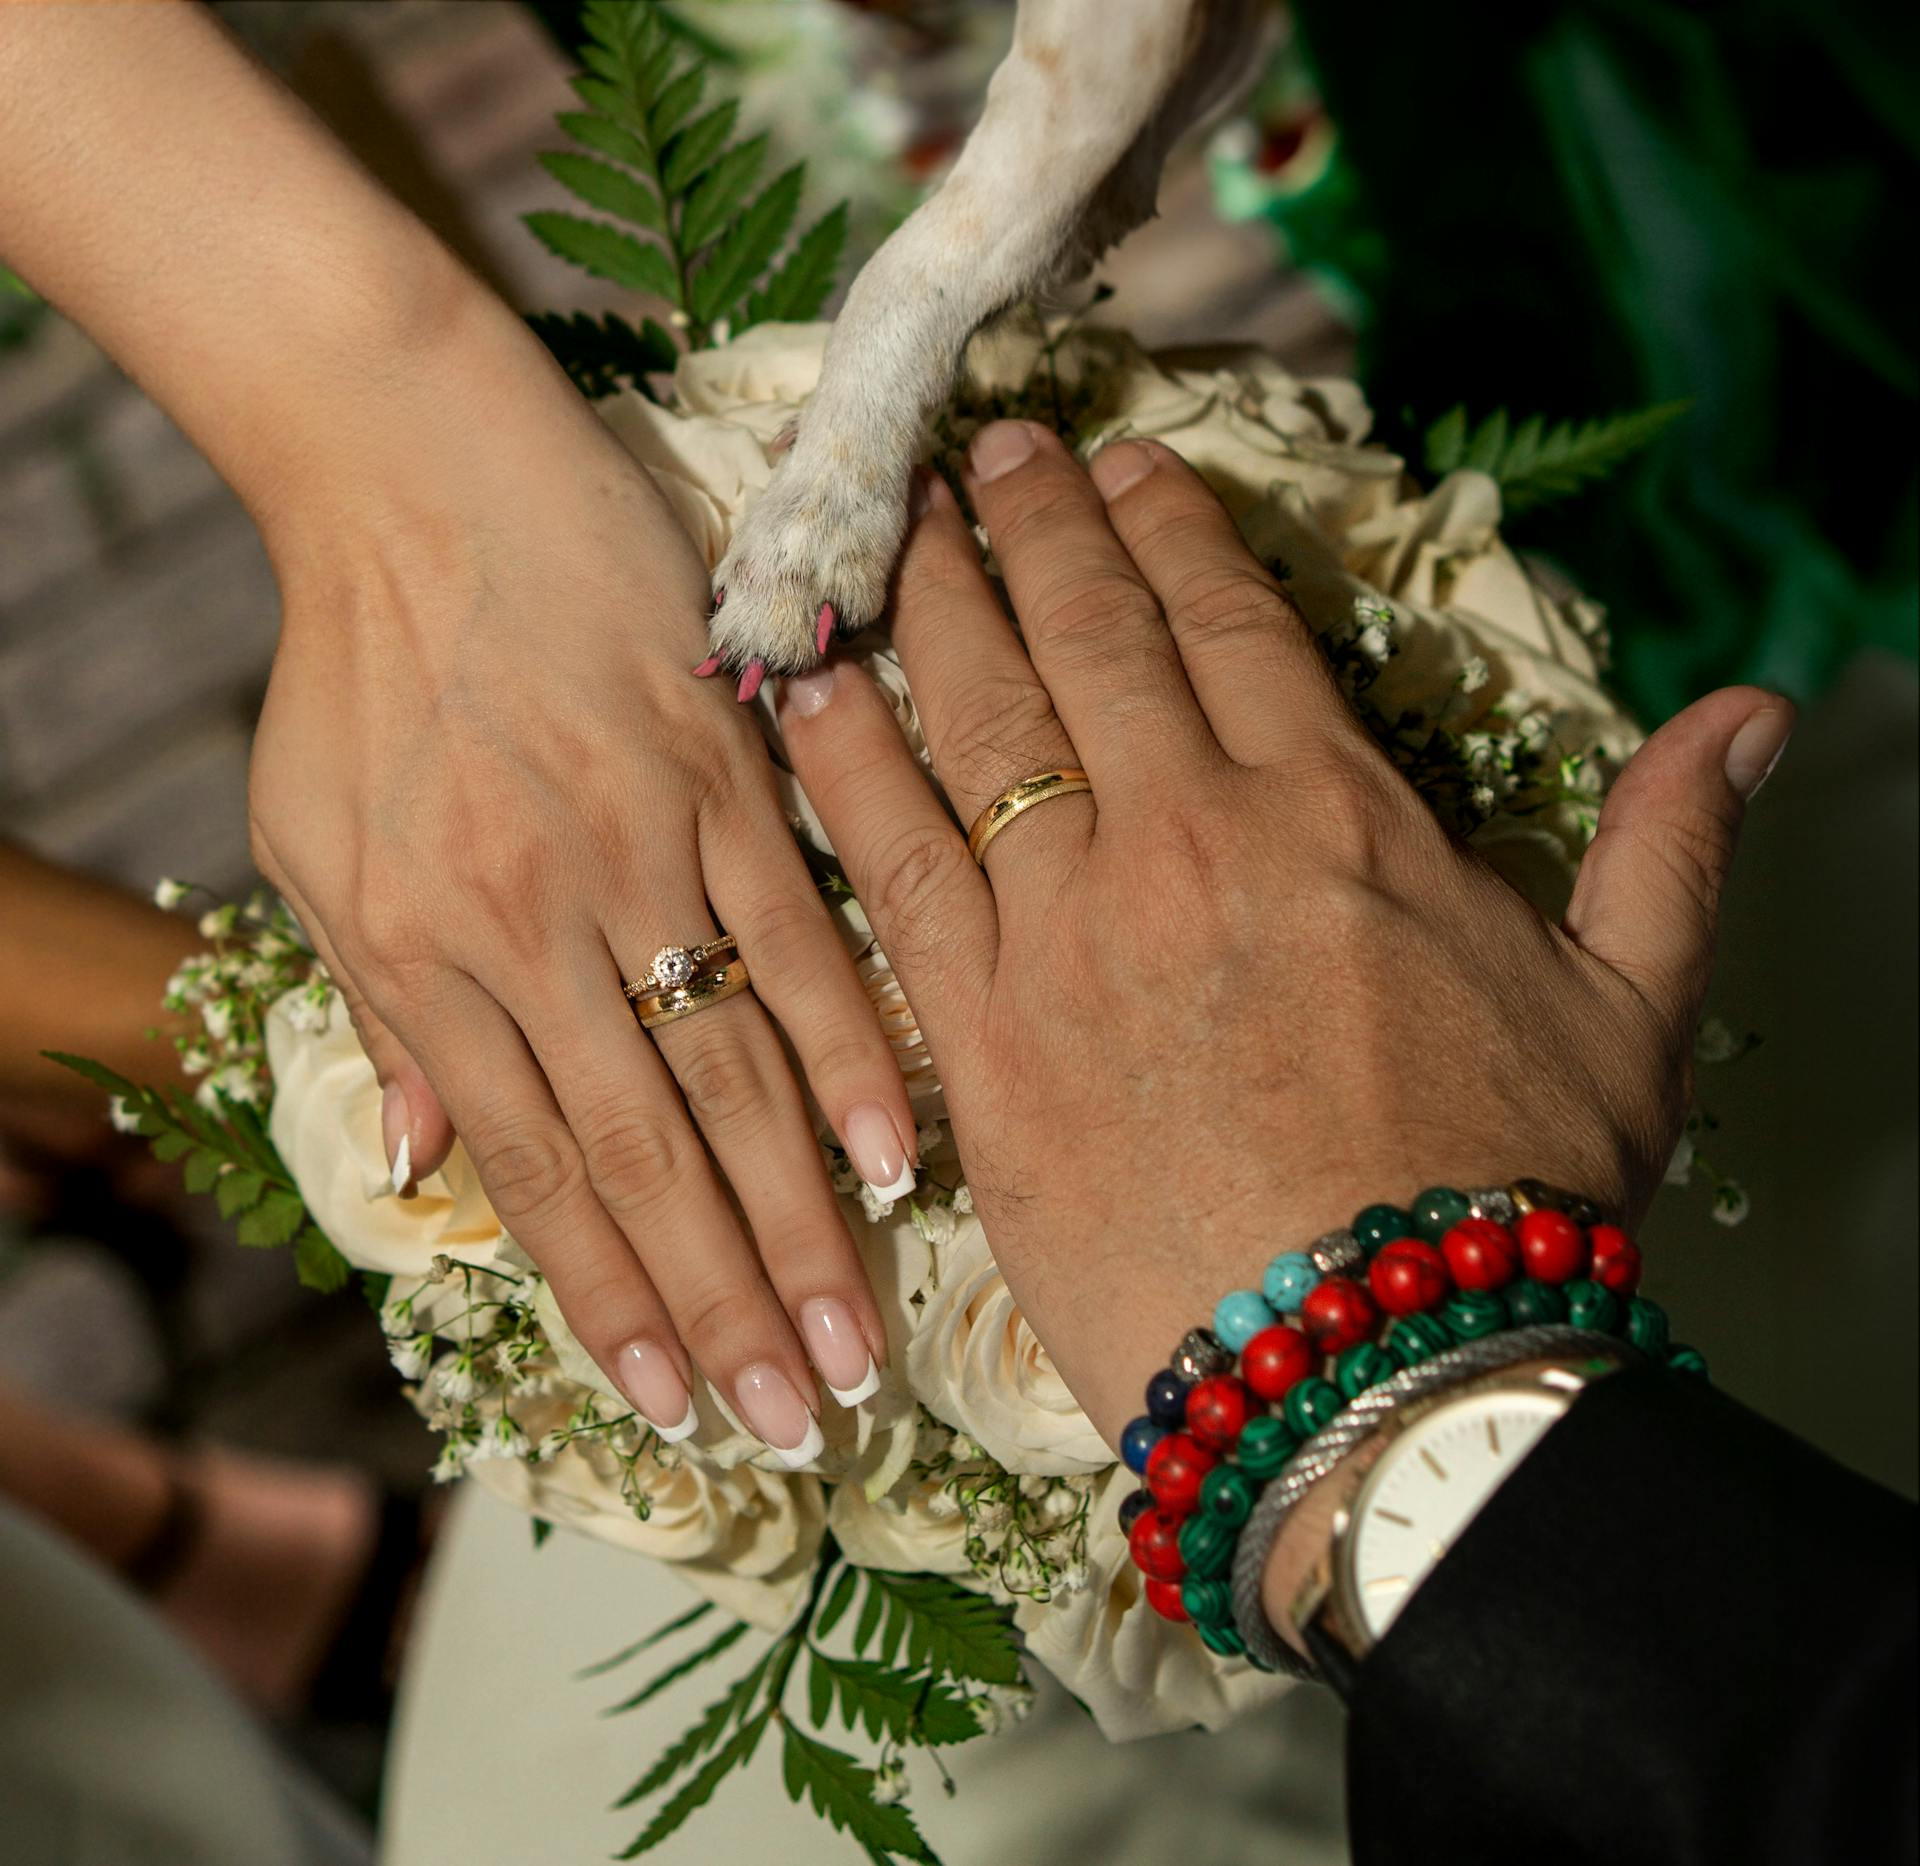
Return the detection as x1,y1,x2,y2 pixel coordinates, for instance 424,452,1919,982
0,3,912,1458
777,420,1791,1449
250,304,916,1457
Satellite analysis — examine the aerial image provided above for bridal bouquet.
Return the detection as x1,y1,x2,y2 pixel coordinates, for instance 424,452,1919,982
56,7,1746,1858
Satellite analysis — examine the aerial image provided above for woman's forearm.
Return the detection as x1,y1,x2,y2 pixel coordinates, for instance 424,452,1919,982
0,1,486,526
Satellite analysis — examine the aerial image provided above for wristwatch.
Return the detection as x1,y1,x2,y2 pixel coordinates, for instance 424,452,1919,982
1285,1341,1633,1695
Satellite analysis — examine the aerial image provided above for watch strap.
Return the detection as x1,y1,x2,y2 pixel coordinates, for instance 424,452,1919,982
1229,1326,1633,1677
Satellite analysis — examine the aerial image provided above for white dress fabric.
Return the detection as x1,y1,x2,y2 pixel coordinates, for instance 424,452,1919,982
0,1498,372,1866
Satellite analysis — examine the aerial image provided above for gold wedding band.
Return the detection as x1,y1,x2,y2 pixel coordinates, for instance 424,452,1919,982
967,769,1092,866
629,959,752,1029
622,936,738,1002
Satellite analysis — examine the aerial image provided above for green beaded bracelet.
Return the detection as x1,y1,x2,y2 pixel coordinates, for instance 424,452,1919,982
1441,1288,1507,1341
1234,1414,1298,1481
1200,1463,1256,1528
1177,1512,1237,1581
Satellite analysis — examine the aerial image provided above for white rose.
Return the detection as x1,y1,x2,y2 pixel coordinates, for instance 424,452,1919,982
906,1213,1110,1477
460,1387,826,1631
1015,1467,1293,1742
265,990,508,1301
827,1471,973,1578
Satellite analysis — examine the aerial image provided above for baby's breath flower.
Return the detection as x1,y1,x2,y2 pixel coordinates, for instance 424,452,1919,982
870,1759,908,1807
1694,1017,1745,1066
952,1184,973,1215
857,1183,895,1223
1664,1133,1696,1186
1457,655,1490,694
197,904,238,941
153,877,190,910
1711,1180,1751,1228
433,1353,478,1404
108,1095,143,1135
388,1334,432,1380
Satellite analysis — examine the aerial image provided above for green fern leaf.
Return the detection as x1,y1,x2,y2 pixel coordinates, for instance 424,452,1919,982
579,1600,716,1681
649,64,704,144
538,152,663,232
812,1563,859,1641
41,1050,142,1102
524,212,680,302
1461,408,1509,475
619,1710,770,1858
214,1168,267,1219
741,202,848,328
555,109,650,170
570,73,636,127
681,132,768,252
691,165,803,323
293,1228,351,1294
661,100,738,195
603,1619,749,1715
809,1654,982,1747
611,1654,769,1809
526,310,679,400
238,1188,307,1248
780,1726,937,1863
1423,404,1468,476
859,1574,1022,1686
1498,402,1692,513
182,1147,224,1195
1423,400,1690,514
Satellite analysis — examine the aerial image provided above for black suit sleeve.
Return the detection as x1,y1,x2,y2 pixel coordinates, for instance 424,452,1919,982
1345,1366,1917,1866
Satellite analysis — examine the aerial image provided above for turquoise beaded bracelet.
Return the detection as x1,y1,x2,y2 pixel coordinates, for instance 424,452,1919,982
1120,1179,1706,1658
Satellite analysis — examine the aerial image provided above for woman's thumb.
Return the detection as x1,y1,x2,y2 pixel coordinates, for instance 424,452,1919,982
1563,686,1794,1033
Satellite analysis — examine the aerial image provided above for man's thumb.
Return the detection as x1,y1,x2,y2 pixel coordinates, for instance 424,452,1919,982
1563,686,1793,1031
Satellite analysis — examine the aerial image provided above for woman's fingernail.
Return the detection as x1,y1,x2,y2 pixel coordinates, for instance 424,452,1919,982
735,1363,823,1468
381,1080,416,1198
613,1341,698,1443
800,1297,880,1405
1725,704,1794,799
969,420,1037,483
1090,440,1156,500
783,664,836,718
843,1101,915,1200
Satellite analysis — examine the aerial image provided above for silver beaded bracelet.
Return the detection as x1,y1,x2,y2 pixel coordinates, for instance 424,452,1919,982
1227,1325,1632,1678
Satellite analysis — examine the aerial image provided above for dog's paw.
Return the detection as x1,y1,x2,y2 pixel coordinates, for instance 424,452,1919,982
696,456,908,700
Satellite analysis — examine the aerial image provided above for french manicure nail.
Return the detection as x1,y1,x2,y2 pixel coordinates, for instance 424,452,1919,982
1090,440,1155,501
800,1297,880,1406
969,420,1037,482
843,1101,915,1200
381,1080,416,1198
735,1363,823,1468
1725,704,1794,800
782,664,836,719
613,1341,698,1443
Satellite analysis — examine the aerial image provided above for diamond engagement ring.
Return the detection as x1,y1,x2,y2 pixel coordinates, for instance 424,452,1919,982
621,935,739,1002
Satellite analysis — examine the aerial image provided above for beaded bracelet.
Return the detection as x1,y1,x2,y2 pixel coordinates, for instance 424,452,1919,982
1119,1180,1707,1665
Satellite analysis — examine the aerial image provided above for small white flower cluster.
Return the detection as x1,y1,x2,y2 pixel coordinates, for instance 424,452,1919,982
154,883,329,1111
915,1415,1094,1605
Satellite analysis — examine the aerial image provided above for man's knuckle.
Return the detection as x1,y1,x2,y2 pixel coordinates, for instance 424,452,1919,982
942,679,1062,783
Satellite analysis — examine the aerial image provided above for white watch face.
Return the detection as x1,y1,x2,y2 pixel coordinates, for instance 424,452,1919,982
1345,1387,1568,1640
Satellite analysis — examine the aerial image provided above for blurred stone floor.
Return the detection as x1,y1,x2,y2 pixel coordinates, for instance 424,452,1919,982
0,7,1911,1829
